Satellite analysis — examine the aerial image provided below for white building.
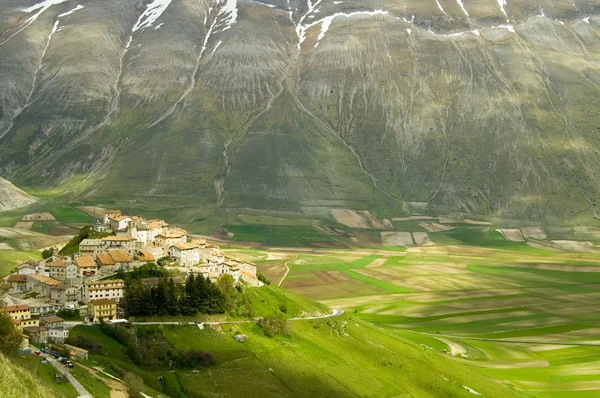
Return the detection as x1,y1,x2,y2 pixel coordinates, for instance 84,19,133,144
47,258,78,282
48,327,69,344
81,279,125,303
108,214,132,232
169,243,200,267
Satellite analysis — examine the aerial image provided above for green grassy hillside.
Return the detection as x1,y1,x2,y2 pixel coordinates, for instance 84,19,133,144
0,353,76,398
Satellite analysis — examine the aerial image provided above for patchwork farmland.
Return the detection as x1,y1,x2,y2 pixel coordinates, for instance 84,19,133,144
243,242,600,397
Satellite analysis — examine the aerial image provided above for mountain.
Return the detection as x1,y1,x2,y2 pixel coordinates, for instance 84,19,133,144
1,0,600,224
0,177,36,211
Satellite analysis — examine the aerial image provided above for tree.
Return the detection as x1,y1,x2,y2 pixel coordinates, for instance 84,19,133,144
258,313,292,337
0,314,24,356
123,373,144,397
41,247,56,259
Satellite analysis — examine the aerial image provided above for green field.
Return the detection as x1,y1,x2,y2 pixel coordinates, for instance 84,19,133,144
50,206,93,223
69,316,524,398
30,221,60,234
285,244,600,397
224,224,339,246
0,249,41,276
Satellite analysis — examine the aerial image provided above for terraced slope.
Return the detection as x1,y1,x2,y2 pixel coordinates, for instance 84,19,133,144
1,0,600,222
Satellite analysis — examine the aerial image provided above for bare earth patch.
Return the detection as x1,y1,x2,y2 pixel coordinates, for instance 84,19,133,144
393,216,436,221
551,240,595,252
438,338,467,357
21,212,55,221
76,206,105,218
419,223,453,232
0,242,13,250
380,232,414,246
520,227,547,240
499,229,525,242
412,232,435,246
331,209,393,230
365,258,388,268
13,222,32,230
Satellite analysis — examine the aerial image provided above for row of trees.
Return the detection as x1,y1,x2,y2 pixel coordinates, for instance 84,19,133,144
123,273,227,316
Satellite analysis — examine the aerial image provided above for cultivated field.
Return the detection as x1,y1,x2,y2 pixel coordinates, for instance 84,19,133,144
245,237,600,397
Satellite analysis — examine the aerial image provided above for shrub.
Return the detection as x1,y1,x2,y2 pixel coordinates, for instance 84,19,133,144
123,373,144,397
65,335,104,354
257,271,270,285
0,314,23,356
258,313,292,337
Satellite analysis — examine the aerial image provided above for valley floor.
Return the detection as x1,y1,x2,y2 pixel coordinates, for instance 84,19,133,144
235,244,600,397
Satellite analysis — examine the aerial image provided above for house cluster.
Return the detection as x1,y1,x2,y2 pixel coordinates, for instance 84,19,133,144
89,210,259,286
0,304,69,345
2,209,259,326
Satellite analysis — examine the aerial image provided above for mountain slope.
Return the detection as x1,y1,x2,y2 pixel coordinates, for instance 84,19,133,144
0,177,35,211
1,0,600,223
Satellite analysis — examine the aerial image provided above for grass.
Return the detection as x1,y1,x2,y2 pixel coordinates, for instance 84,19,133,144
161,316,525,398
50,206,93,223
224,224,338,246
70,365,111,398
0,250,40,276
341,269,413,293
30,221,60,234
13,354,78,398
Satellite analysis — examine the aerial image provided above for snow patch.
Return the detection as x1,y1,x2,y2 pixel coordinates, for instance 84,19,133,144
496,0,508,18
212,40,222,55
436,0,446,15
496,24,515,33
154,23,164,30
583,17,591,24
309,10,388,48
132,0,173,32
57,4,84,18
218,0,238,31
455,0,469,18
252,0,275,7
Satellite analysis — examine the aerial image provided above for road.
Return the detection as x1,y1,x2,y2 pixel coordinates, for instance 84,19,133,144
132,308,344,326
39,349,91,397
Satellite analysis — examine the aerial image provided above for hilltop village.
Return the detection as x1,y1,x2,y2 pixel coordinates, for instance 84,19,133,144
1,210,259,345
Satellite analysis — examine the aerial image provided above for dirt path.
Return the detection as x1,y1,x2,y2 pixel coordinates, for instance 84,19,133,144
438,338,467,357
278,255,297,287
78,363,128,398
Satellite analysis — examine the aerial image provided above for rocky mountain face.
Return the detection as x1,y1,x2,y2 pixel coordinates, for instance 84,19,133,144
1,0,600,222
0,177,36,211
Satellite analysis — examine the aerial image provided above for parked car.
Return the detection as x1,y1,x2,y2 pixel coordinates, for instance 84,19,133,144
34,351,41,355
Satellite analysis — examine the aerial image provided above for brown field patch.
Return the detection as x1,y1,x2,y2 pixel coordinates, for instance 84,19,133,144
331,209,393,230
365,258,388,268
412,232,434,246
21,212,55,221
551,240,595,252
14,222,32,230
392,216,436,221
257,261,288,285
380,232,414,246
419,223,453,232
520,227,547,240
499,229,525,242
76,206,105,218
315,270,350,283
285,279,384,300
48,225,78,236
